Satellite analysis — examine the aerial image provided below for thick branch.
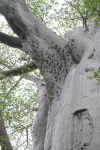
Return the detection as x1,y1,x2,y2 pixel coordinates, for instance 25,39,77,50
24,74,44,88
0,0,76,101
0,61,37,80
0,32,22,49
0,110,13,150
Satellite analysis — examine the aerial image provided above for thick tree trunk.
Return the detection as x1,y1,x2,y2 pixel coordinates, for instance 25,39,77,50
0,1,100,150
43,29,96,150
44,28,100,150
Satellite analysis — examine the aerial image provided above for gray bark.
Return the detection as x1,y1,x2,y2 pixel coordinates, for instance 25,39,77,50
45,27,100,150
0,0,100,150
0,32,22,49
0,61,37,80
25,75,49,150
0,110,13,150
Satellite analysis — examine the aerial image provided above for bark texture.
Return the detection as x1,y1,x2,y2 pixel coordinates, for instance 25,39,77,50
24,74,49,150
0,110,13,150
47,28,100,150
0,0,100,150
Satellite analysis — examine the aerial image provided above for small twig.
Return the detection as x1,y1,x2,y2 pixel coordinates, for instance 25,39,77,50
5,76,23,99
15,140,26,150
64,0,83,19
16,132,23,145
68,17,81,21
80,0,84,4
0,60,12,69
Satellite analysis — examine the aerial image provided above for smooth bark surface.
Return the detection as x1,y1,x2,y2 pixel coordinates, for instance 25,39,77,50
0,32,22,49
44,28,100,150
0,0,100,150
24,74,49,150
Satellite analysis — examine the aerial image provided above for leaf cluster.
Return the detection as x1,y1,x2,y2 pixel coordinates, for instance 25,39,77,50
86,68,100,85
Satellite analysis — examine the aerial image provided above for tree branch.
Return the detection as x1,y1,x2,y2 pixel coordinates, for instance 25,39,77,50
0,0,76,101
96,10,100,14
24,74,44,88
0,32,22,49
0,109,13,150
64,0,83,19
0,61,37,80
0,60,12,69
5,76,23,99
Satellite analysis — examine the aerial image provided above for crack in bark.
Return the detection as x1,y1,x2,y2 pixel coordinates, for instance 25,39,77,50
71,109,93,150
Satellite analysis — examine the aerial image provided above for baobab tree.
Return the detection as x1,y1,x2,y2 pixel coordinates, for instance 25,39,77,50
0,0,100,150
